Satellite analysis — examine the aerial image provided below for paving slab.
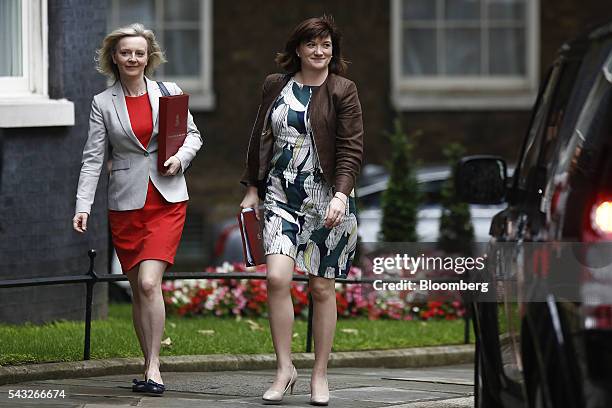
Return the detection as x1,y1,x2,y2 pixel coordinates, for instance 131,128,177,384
0,365,474,408
388,397,474,407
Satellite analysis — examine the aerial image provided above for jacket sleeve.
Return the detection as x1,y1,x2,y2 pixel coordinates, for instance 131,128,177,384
171,82,203,174
240,77,269,187
334,81,364,196
75,96,107,215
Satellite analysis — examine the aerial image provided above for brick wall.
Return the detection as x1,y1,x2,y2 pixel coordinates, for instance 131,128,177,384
186,0,391,218
183,1,612,219
399,0,612,167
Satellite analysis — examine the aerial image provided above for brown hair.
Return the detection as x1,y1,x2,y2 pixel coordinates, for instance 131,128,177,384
275,15,348,75
96,23,166,81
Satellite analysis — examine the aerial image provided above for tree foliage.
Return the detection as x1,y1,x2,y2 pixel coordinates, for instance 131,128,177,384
380,119,422,242
437,143,474,255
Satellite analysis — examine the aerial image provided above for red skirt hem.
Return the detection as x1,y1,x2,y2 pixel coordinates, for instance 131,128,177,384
109,180,187,273
120,257,174,274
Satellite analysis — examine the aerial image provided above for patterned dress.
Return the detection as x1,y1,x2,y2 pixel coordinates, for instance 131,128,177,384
263,78,358,279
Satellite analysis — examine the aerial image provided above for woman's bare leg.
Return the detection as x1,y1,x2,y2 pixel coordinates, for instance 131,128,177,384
265,254,297,391
136,260,167,384
309,275,337,397
126,267,148,377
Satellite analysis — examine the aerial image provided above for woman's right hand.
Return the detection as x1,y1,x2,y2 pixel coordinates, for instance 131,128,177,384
240,186,261,220
73,212,89,233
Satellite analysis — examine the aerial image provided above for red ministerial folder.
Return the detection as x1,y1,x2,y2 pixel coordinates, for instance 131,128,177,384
158,93,189,173
237,208,265,266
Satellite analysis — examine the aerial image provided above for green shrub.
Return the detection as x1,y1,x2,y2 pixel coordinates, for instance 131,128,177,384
437,143,474,255
380,119,422,242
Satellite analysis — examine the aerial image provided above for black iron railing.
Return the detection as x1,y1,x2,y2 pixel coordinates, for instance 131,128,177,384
0,250,471,360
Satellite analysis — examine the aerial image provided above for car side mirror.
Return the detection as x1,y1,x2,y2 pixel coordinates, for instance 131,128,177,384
456,155,507,204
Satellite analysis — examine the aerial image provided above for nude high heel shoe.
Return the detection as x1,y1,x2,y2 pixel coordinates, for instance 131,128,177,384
309,377,329,406
262,365,297,404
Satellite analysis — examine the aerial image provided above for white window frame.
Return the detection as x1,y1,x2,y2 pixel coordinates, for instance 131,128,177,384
0,0,75,128
391,0,540,111
109,0,215,111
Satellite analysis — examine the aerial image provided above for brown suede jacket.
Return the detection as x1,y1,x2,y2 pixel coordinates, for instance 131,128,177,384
240,73,364,197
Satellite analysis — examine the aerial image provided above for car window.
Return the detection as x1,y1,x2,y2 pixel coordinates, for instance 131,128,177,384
357,178,446,209
538,59,582,167
515,45,599,198
359,191,382,209
556,40,612,176
515,64,562,193
421,179,444,205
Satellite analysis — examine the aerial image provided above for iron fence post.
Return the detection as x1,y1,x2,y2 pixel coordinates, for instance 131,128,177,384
306,292,314,353
463,294,473,344
84,249,97,360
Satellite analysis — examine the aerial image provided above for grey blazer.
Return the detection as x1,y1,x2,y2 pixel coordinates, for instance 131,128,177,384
75,77,203,214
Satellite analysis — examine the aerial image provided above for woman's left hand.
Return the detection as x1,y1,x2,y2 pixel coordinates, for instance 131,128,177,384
324,193,347,228
162,156,181,176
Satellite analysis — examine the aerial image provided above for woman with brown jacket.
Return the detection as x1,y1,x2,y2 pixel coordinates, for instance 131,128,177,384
239,15,363,406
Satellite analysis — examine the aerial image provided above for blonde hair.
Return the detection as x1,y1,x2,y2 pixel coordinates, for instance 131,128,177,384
96,23,166,81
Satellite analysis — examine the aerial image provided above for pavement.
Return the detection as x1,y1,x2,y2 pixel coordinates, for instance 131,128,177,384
0,346,475,408
0,365,473,407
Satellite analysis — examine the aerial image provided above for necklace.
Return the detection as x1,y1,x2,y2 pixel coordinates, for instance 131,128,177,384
122,82,146,97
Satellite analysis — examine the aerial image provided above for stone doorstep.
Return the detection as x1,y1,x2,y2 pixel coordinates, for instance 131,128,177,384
0,345,474,386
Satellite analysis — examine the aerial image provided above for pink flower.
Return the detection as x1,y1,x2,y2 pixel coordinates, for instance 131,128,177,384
161,262,465,321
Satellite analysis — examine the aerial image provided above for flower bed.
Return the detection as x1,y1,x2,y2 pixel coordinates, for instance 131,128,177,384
162,263,465,320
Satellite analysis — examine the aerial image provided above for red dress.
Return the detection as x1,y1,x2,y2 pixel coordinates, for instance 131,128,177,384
109,93,187,272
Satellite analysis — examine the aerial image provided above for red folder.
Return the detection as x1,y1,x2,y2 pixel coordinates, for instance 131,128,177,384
158,94,189,173
237,208,265,266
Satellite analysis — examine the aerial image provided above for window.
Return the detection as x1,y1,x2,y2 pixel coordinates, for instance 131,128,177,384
0,0,26,91
391,0,539,110
515,65,560,193
108,0,214,110
0,0,74,127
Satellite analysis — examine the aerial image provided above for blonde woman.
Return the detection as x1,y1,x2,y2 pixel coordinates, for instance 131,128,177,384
73,23,202,396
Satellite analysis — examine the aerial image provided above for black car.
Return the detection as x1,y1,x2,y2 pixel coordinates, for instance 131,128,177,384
457,23,612,408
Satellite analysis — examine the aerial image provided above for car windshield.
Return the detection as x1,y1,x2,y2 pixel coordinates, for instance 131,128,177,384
357,164,514,210
357,175,445,209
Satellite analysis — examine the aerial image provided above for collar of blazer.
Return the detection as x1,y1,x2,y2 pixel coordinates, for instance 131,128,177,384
110,76,164,151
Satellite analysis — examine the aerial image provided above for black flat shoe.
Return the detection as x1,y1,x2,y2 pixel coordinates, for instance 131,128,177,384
132,378,147,392
144,379,165,396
